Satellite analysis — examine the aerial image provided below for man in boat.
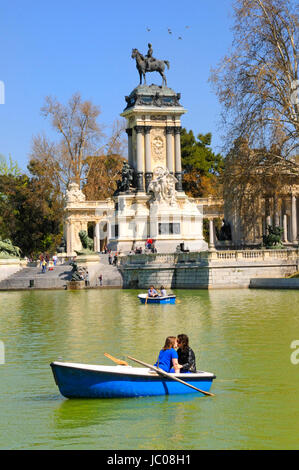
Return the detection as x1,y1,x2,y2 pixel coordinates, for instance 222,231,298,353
177,334,196,373
148,285,158,297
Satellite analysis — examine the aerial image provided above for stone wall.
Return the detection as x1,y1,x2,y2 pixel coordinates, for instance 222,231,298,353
118,250,299,289
0,259,24,282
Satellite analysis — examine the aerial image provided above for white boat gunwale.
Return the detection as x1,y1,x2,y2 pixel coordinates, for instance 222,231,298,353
138,294,176,299
51,361,216,379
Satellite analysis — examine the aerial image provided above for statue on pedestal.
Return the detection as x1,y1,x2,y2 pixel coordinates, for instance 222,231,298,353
65,182,86,204
114,161,135,195
132,45,170,86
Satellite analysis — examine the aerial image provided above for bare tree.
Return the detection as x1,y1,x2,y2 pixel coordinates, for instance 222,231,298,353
30,94,127,191
30,93,105,189
210,0,298,156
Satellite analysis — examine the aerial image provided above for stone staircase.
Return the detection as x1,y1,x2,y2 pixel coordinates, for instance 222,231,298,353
85,254,123,287
0,255,123,290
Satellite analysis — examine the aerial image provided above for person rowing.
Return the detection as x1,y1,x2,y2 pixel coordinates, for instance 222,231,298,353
148,285,159,297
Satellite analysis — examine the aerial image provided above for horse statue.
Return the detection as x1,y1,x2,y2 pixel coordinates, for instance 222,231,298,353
132,48,170,86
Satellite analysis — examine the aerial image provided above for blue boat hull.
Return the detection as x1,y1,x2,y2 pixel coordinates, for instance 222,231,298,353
51,363,215,399
138,295,176,305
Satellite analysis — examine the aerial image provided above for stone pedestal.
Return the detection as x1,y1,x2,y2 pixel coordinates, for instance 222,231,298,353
121,85,186,193
67,280,85,290
108,189,207,253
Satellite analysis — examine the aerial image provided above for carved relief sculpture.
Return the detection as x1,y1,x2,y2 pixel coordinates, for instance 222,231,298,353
148,166,178,206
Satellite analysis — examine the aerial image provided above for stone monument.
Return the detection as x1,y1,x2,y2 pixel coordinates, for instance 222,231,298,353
107,44,207,253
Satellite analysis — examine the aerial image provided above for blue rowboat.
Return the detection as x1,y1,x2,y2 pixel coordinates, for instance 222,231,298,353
50,362,216,399
138,294,176,304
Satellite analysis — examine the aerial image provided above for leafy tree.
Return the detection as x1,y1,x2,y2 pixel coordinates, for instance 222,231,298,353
0,164,64,256
83,154,126,200
0,154,22,176
180,129,224,197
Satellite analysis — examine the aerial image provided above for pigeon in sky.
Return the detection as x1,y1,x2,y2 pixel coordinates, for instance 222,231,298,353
178,36,182,40
168,28,172,34
146,26,151,32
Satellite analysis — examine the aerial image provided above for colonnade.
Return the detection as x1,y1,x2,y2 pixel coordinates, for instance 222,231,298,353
126,125,183,193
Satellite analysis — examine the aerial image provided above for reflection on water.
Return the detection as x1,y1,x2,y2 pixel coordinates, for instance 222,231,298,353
0,289,299,449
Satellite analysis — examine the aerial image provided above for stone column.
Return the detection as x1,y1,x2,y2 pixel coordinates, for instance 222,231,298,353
126,128,133,167
209,219,215,250
66,222,73,255
135,126,144,192
273,193,279,227
283,214,288,243
144,126,153,192
166,127,174,174
94,222,100,252
291,194,297,242
174,127,183,191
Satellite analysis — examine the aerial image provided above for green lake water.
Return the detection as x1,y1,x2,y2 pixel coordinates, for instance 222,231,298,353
0,288,299,450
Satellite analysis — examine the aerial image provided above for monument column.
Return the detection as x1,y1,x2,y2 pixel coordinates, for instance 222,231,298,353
94,222,100,252
273,193,279,227
291,194,297,242
166,127,174,174
174,127,183,191
126,128,133,167
66,221,73,255
265,197,271,228
283,214,288,243
135,125,144,192
144,126,153,193
209,219,215,250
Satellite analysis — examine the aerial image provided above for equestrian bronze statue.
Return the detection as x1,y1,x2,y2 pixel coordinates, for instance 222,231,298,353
132,44,170,86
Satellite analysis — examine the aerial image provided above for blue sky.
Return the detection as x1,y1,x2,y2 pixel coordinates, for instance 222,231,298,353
0,0,234,171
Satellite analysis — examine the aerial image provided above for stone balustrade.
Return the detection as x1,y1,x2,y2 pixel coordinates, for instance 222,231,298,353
119,249,299,289
120,249,299,266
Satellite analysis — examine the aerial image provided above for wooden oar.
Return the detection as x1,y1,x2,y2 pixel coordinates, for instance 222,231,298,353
127,355,215,397
104,353,129,366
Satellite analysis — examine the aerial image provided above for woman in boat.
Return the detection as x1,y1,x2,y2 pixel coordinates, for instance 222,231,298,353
159,286,167,297
148,285,158,297
177,334,196,373
154,336,182,373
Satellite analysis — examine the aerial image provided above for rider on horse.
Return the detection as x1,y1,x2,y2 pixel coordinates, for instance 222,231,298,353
145,43,156,70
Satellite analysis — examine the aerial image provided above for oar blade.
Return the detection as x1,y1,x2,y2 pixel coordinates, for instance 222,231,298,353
104,353,129,366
